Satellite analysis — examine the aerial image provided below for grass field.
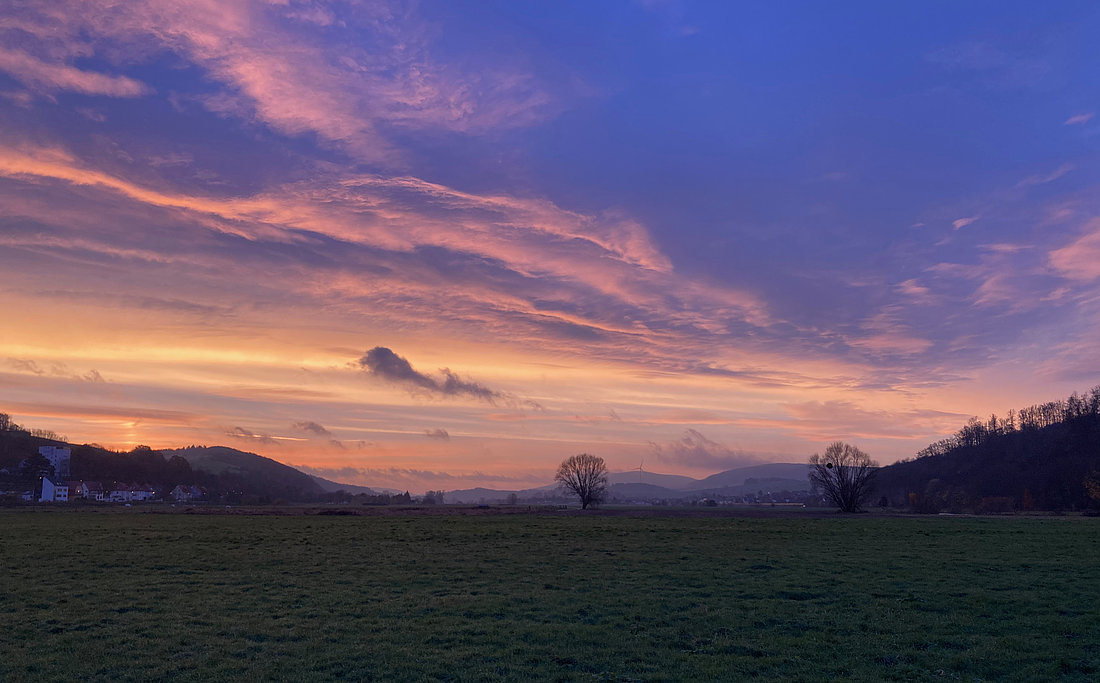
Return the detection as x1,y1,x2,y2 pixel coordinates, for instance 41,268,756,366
1,509,1097,681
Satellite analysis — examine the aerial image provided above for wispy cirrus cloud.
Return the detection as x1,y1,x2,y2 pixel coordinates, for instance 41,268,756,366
782,400,969,442
1049,218,1100,282
0,140,779,386
1065,112,1094,125
1016,163,1074,188
952,216,979,230
1,0,562,163
0,46,149,97
846,309,934,357
894,279,935,305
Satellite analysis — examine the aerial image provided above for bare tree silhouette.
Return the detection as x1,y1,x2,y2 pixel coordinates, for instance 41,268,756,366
555,453,608,510
809,442,877,512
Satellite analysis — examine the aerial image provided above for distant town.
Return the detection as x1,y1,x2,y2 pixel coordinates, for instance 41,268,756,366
8,446,206,504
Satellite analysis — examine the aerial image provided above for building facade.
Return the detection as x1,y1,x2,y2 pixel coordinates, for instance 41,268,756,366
39,446,71,481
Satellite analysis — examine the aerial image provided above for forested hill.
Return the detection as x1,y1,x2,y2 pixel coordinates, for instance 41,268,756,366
0,414,327,503
162,446,323,501
875,387,1100,511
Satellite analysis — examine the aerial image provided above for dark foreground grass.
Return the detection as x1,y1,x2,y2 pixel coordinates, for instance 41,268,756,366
1,510,1097,681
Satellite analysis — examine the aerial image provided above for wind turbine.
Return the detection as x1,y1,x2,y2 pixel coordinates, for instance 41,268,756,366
636,457,645,484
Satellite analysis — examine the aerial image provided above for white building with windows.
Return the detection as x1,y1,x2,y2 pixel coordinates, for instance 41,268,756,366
39,446,71,481
39,477,69,502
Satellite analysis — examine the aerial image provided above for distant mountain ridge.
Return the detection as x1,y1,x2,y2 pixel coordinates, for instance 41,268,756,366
308,475,381,496
446,463,813,503
2,410,816,503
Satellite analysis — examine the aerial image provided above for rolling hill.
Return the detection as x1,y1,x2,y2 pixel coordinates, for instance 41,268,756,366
693,463,812,489
163,446,324,501
308,475,382,496
607,470,700,489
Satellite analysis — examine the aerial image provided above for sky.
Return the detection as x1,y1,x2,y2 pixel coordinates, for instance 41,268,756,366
1,0,1099,492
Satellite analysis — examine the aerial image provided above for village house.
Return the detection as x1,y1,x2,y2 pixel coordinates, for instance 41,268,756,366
66,481,106,501
131,484,156,502
170,484,206,502
108,483,157,502
39,477,69,502
108,483,133,502
85,481,105,501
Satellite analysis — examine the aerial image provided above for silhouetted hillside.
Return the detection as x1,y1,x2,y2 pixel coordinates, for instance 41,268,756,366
876,387,1100,512
309,475,380,496
606,471,699,489
694,463,811,489
0,414,338,503
164,446,324,502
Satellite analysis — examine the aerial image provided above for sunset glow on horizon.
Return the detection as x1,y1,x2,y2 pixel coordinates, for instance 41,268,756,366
2,1,1099,492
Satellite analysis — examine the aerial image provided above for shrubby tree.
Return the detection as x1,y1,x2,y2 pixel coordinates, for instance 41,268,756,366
19,453,54,482
809,442,878,512
30,428,66,441
555,453,608,510
1086,471,1100,507
0,412,19,432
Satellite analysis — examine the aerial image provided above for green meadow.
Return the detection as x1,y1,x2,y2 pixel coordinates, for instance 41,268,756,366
1,509,1097,681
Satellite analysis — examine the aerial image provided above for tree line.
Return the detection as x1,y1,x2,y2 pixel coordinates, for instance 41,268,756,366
876,387,1100,512
915,386,1100,459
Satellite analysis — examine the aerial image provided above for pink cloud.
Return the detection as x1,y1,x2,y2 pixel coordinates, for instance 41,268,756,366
1064,112,1094,125
3,1,562,163
782,401,968,441
895,278,934,304
1015,163,1074,188
0,142,769,346
847,309,933,356
971,272,1018,307
1049,218,1100,281
0,140,783,392
952,215,979,230
0,46,148,97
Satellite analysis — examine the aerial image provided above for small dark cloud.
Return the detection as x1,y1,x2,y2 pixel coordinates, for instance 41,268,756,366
226,426,277,445
292,420,331,437
438,369,499,402
360,346,438,391
358,346,508,404
424,428,450,440
4,358,106,382
6,358,45,375
649,429,761,470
